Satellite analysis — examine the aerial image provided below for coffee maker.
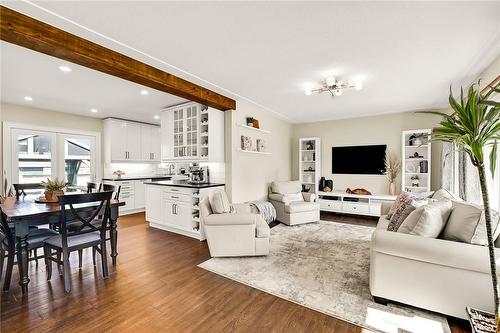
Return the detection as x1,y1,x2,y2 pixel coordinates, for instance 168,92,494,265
189,165,209,184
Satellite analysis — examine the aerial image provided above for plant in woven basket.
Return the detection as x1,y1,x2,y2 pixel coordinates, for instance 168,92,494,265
420,80,500,331
384,151,401,195
41,178,68,202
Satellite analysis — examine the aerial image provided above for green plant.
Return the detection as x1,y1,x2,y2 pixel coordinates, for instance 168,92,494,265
41,178,68,191
421,80,500,329
384,151,401,183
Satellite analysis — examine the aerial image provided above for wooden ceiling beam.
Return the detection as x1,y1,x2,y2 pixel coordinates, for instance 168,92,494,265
0,5,236,111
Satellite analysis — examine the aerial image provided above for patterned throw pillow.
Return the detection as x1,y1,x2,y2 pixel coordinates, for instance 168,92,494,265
387,192,421,232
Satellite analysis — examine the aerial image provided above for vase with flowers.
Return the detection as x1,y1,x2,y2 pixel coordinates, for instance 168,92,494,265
384,151,401,195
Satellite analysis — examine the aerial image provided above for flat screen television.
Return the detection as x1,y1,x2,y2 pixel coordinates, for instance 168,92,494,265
332,145,387,174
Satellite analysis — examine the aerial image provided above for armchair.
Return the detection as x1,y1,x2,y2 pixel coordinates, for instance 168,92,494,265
200,196,269,257
268,181,320,225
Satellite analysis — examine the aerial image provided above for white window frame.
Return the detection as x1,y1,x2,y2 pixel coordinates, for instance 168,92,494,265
2,122,101,189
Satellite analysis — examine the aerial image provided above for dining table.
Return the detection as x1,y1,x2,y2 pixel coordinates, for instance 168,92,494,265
0,195,124,294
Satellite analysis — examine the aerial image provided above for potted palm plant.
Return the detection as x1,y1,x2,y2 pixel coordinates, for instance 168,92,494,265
421,80,499,332
41,178,68,202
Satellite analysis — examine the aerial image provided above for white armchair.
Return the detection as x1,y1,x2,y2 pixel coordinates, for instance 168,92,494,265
268,180,320,225
200,196,270,257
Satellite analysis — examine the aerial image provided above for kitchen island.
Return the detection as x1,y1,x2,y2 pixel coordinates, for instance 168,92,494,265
144,181,225,240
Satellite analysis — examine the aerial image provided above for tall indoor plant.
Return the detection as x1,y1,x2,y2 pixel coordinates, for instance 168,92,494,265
422,80,499,330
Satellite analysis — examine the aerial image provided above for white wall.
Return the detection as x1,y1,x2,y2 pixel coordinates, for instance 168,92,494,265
225,101,293,202
292,111,445,195
0,102,104,194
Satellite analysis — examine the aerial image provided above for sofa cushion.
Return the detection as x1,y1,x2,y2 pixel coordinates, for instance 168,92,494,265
285,201,320,213
209,190,233,214
441,201,500,245
285,192,304,203
271,181,302,195
397,200,452,237
472,210,500,246
204,213,256,226
255,216,270,238
432,189,457,201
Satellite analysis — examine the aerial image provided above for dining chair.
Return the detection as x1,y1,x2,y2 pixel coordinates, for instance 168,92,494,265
86,182,102,193
13,183,45,198
43,191,113,293
68,184,121,267
0,213,58,291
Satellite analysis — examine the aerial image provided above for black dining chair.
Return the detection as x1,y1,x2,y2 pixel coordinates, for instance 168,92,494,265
13,183,45,198
0,213,58,291
43,191,113,293
68,184,121,267
86,182,102,193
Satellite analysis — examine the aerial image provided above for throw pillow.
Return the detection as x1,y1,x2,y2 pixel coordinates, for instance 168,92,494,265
398,200,452,237
387,192,413,219
441,201,500,245
285,192,304,203
432,189,462,202
209,190,233,214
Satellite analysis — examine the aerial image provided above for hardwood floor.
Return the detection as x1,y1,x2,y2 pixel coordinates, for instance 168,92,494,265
1,212,471,332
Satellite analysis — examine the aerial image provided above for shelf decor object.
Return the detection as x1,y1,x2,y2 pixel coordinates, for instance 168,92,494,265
299,137,321,194
237,119,271,155
401,129,431,193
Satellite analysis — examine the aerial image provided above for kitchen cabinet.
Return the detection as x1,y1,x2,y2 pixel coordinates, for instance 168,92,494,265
145,185,162,222
134,180,146,209
104,118,160,163
103,178,151,214
145,183,225,241
161,102,224,162
141,125,161,162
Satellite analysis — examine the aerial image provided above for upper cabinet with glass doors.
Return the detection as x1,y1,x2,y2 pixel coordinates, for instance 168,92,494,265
104,118,161,163
161,102,224,163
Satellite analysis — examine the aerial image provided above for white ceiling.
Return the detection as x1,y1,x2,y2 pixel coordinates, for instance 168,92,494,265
1,1,499,123
0,42,186,124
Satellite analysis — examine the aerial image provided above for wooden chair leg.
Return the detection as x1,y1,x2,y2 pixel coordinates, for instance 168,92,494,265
92,247,97,266
0,248,4,282
78,249,83,269
100,239,109,278
62,249,72,293
44,245,52,281
57,250,63,276
3,248,14,292
34,249,39,266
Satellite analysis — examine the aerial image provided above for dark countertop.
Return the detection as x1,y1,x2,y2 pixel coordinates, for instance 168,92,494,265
102,176,172,181
144,180,225,189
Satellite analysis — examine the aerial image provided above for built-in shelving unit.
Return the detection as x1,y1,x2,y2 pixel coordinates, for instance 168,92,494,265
402,129,432,193
299,137,321,194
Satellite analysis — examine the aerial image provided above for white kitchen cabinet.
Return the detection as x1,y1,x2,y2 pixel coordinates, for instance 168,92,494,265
104,118,160,163
134,180,147,209
161,102,224,162
145,185,162,222
161,111,174,161
141,125,161,162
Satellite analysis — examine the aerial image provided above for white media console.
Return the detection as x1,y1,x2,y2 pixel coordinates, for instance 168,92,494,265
317,190,397,217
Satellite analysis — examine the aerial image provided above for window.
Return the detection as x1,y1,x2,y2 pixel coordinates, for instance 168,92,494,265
3,123,100,192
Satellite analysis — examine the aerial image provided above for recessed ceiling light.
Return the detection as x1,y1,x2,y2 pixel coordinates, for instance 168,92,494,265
141,90,149,95
59,65,72,73
90,108,98,113
154,115,160,120
24,96,33,101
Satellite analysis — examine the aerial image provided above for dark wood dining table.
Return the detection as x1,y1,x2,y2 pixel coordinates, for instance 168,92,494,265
0,195,124,294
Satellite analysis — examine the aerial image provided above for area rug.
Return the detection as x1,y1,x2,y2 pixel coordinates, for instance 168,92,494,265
198,221,451,333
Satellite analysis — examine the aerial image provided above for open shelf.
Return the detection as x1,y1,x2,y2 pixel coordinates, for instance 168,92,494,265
237,148,271,155
236,123,271,134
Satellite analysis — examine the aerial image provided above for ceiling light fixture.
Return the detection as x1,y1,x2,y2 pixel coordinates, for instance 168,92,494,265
90,108,98,113
154,115,160,120
141,90,149,95
59,65,72,73
24,96,33,101
305,76,363,97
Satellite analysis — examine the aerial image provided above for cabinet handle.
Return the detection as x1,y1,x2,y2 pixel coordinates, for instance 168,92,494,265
173,204,177,215
171,196,179,199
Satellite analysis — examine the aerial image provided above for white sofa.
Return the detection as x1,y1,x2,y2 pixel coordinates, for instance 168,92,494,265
200,197,270,257
268,180,320,225
370,202,500,319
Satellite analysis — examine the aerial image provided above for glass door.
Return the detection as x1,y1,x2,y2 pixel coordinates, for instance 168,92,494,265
11,129,57,187
59,134,96,192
